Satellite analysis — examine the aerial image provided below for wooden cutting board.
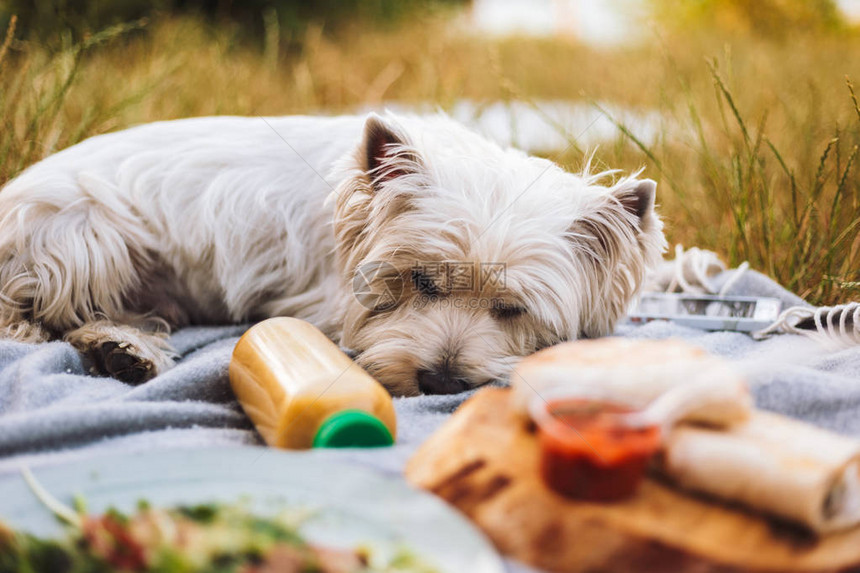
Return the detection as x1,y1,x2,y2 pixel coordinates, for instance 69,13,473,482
404,388,860,573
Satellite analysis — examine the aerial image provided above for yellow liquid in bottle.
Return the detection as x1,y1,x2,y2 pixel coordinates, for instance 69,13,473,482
229,317,397,449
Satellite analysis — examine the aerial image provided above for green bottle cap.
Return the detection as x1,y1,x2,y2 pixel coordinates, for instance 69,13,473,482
313,409,394,448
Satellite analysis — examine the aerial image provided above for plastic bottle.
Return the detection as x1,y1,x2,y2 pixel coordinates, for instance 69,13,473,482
229,317,397,449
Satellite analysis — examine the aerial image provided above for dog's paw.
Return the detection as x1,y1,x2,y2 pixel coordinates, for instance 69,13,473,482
90,341,157,385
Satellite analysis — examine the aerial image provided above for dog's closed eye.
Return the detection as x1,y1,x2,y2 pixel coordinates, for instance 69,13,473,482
412,269,439,296
491,302,527,320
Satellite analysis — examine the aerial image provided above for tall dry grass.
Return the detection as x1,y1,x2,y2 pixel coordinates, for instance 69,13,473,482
0,14,858,304
584,38,860,304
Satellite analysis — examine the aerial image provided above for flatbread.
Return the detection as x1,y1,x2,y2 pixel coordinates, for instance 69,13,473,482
509,338,860,533
662,411,860,534
406,389,860,571
511,338,752,427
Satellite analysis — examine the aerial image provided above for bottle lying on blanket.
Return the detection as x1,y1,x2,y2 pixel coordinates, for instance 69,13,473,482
229,317,397,449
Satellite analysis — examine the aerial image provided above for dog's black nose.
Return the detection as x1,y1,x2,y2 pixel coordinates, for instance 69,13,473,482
416,368,469,395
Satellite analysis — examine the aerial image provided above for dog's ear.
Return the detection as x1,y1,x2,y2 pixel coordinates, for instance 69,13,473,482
332,115,424,277
569,178,659,262
362,114,421,191
611,178,657,232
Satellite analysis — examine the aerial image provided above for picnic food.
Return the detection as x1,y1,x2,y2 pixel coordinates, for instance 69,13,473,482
511,338,860,533
532,397,661,500
515,338,752,501
511,338,753,428
0,502,372,573
407,388,860,573
1,469,440,573
229,318,396,449
661,411,860,534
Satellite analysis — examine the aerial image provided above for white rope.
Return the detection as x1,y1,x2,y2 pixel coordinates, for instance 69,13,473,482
664,245,858,346
665,244,747,296
718,261,749,296
753,303,860,345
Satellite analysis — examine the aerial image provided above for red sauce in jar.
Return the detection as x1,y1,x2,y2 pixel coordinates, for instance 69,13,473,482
537,398,661,501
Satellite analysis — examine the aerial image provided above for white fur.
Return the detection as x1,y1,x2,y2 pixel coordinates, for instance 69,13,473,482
0,112,666,394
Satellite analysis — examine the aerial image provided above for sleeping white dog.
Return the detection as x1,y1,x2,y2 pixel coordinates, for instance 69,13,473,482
0,113,665,395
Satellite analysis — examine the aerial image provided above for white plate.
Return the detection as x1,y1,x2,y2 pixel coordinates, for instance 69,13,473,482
0,447,505,573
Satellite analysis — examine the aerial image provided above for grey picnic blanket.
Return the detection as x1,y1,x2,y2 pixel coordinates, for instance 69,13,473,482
2,267,860,470
0,267,858,573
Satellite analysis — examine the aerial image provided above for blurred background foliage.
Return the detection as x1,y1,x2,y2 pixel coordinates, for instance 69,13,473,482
649,0,845,37
0,0,467,46
0,0,858,304
1,0,849,41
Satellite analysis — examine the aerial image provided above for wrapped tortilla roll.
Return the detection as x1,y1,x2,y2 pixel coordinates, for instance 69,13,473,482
511,338,860,533
661,411,860,534
511,338,752,427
